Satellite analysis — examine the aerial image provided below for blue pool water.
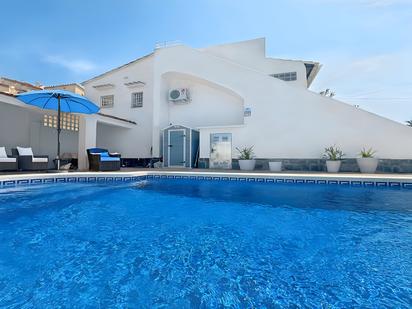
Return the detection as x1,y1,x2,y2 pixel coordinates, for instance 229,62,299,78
0,179,411,308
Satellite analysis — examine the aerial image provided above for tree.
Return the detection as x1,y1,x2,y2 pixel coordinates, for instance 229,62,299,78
406,120,412,127
320,89,335,98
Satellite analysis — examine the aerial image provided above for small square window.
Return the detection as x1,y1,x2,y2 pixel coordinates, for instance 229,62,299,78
101,95,114,108
131,92,143,108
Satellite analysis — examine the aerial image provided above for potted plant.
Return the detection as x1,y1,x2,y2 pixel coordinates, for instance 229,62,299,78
236,146,256,171
323,145,344,173
269,161,282,172
357,148,379,173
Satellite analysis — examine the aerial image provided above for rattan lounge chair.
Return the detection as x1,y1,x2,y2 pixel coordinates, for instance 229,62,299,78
12,147,49,171
87,148,121,171
0,147,18,171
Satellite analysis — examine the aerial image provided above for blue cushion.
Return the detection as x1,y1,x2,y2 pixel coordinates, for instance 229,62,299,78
88,148,107,154
100,151,110,157
100,156,120,162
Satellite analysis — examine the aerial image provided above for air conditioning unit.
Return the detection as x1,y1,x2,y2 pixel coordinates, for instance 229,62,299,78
168,88,190,103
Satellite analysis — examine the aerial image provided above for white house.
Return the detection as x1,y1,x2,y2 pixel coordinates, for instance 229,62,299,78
81,38,412,171
1,38,411,172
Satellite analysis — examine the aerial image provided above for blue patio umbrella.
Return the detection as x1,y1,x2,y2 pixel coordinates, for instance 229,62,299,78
16,89,99,169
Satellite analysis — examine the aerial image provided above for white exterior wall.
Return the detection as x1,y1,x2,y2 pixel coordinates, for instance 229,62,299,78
163,72,244,128
82,38,412,161
0,96,78,167
152,45,412,159
83,55,154,158
202,38,308,88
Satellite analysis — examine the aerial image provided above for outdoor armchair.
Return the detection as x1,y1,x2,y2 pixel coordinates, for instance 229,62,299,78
87,148,121,171
12,147,49,171
0,147,18,171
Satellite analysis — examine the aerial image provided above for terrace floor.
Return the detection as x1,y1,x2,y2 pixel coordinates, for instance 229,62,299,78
1,167,412,181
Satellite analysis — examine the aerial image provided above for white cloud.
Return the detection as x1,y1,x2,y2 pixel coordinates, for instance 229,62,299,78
44,55,97,73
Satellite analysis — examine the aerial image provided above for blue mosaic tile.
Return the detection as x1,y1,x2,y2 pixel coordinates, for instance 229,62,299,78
3,180,16,186
17,179,30,185
402,183,412,189
1,174,412,192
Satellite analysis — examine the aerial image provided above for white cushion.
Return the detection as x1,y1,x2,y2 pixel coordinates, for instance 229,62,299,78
0,157,16,163
32,157,48,163
17,147,33,156
0,147,7,158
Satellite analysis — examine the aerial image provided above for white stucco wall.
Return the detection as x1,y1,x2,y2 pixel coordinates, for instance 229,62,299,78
202,38,308,88
83,55,154,158
0,97,78,167
82,39,412,161
162,72,244,128
152,45,412,159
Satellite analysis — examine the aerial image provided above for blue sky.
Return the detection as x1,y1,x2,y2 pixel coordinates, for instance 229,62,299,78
1,0,411,122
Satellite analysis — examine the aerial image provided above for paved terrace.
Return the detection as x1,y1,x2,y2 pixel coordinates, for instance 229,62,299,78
1,167,412,182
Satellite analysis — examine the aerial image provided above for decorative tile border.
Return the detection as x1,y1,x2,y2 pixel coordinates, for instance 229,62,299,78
0,173,411,190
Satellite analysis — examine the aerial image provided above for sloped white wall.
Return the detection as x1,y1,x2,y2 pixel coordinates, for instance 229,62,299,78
153,45,412,159
163,72,244,128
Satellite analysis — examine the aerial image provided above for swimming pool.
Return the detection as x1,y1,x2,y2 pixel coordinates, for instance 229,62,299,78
0,178,411,307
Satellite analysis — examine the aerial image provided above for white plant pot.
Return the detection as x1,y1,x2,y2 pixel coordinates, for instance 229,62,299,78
326,160,341,173
269,161,282,172
238,159,256,171
356,158,379,174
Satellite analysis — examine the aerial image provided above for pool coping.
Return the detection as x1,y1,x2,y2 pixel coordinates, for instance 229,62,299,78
0,170,412,189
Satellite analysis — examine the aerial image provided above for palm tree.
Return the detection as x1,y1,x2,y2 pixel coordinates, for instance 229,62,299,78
406,120,412,127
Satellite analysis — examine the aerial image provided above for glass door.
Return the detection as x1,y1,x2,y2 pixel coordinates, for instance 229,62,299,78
209,133,232,169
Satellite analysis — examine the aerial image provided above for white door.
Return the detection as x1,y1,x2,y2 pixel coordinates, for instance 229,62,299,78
209,133,232,169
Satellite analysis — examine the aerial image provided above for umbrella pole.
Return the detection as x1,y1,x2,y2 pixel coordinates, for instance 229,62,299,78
57,95,61,170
